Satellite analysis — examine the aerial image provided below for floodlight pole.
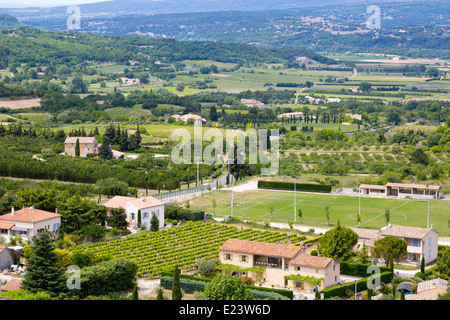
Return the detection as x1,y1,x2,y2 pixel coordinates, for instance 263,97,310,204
197,156,200,186
294,180,297,223
427,185,430,229
356,160,361,227
231,174,234,217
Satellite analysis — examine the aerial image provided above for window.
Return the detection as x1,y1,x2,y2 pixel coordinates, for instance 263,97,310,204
335,276,337,282
239,255,247,263
224,253,232,261
429,237,432,246
428,250,431,258
333,264,335,271
315,269,319,273
412,239,419,247
295,266,301,271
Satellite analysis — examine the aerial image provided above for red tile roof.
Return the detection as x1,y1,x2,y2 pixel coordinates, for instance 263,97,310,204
0,278,22,292
380,224,436,239
289,254,334,269
0,222,15,230
103,195,163,209
0,207,60,223
219,239,302,258
64,136,97,144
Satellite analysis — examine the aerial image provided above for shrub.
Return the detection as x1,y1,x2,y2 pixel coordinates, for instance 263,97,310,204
258,180,331,193
310,250,318,256
322,271,393,298
79,258,138,298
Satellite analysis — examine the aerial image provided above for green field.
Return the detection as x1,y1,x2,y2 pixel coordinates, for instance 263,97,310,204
190,189,450,236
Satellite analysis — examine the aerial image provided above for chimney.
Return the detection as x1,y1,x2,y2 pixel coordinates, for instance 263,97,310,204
30,205,35,211
55,208,58,214
140,194,145,201
11,206,14,215
431,224,434,230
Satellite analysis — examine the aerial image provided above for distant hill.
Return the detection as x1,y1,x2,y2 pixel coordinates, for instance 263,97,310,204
0,14,23,29
0,0,428,19
0,27,336,67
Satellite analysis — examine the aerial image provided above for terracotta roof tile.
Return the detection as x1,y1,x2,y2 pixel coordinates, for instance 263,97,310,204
0,222,15,230
380,224,436,239
0,278,22,292
289,254,334,269
103,195,163,210
0,208,60,223
64,136,97,144
219,239,302,258
417,278,448,293
386,183,440,190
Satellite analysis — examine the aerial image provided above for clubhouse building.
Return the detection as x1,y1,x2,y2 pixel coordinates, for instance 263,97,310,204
359,183,443,199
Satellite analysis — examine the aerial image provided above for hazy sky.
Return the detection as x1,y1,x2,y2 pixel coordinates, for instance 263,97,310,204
0,0,111,8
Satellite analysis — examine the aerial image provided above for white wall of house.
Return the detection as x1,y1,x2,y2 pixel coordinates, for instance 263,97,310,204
126,203,165,230
1,217,61,243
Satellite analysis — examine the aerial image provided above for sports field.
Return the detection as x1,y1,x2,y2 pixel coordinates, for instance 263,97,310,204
190,189,450,236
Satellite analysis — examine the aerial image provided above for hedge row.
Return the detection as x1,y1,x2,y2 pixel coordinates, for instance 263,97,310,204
321,271,394,299
160,276,206,294
424,265,438,277
159,275,293,300
258,180,332,193
340,261,391,278
300,235,323,245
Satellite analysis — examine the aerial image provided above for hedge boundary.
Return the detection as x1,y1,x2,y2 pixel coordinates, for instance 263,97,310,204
258,180,332,193
321,271,394,299
159,274,293,300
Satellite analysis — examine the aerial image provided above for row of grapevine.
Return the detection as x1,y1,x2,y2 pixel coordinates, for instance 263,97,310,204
70,222,302,278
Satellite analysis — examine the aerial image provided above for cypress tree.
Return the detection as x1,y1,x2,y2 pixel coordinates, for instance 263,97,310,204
172,266,182,300
131,284,139,300
420,257,425,274
75,138,80,157
400,289,405,300
156,287,165,300
21,230,68,298
137,209,141,228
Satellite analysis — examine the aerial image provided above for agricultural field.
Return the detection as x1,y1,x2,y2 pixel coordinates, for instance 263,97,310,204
390,125,438,135
190,189,450,236
70,221,306,277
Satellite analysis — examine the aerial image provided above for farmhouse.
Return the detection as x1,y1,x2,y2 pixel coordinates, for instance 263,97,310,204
240,99,266,108
351,224,439,265
219,239,340,290
359,183,443,199
344,113,362,120
64,136,98,157
0,206,61,243
64,136,124,159
169,113,206,124
103,194,164,230
276,112,304,119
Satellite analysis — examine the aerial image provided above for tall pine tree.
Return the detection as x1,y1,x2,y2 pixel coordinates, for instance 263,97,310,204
22,230,68,298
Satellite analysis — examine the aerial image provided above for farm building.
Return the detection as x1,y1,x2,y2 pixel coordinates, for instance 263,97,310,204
219,239,340,290
103,194,164,230
359,183,443,199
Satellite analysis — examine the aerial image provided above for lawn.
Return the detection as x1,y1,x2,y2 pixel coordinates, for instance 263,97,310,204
190,189,450,236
